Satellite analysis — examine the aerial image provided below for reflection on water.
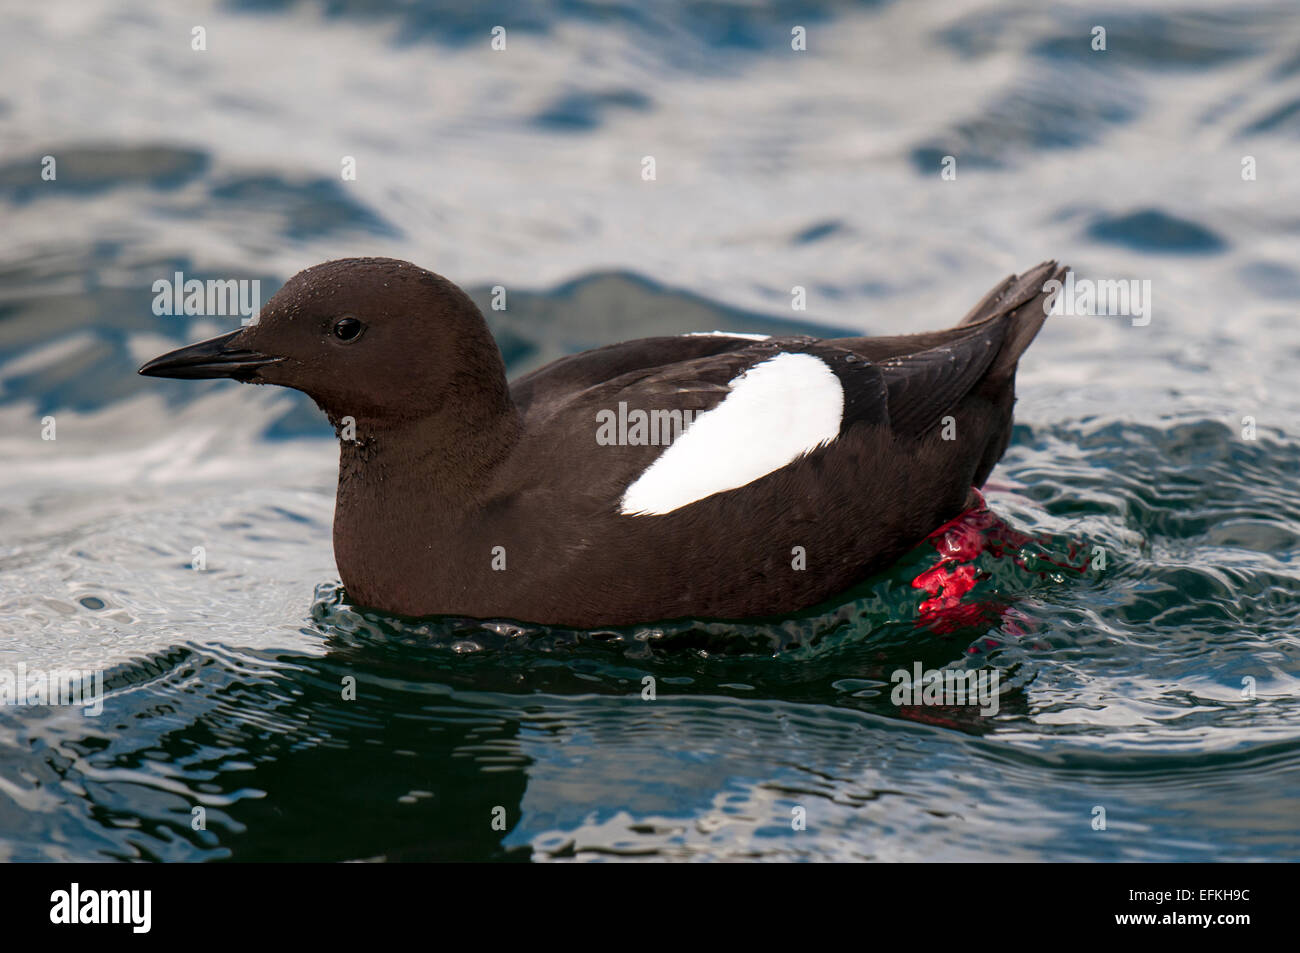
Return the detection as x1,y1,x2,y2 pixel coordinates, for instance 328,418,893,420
1,0,1299,860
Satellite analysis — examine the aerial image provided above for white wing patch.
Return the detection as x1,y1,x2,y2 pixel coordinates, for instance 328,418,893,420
620,352,844,516
684,331,771,341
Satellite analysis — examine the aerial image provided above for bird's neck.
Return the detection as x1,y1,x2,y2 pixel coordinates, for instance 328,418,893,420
328,399,522,610
333,399,522,507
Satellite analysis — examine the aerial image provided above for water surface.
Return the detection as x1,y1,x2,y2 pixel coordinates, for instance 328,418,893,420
1,0,1298,861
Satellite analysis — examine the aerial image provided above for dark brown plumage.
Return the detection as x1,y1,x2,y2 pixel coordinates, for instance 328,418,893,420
140,258,1064,626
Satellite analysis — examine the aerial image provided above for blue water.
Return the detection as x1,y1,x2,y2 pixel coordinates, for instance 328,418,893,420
1,0,1298,861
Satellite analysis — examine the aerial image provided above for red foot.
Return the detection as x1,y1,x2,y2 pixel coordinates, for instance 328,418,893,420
910,489,1082,638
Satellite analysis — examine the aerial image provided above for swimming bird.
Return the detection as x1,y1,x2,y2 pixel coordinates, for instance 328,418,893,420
139,257,1063,627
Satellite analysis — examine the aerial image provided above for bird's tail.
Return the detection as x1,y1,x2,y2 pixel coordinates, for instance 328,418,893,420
958,260,1066,383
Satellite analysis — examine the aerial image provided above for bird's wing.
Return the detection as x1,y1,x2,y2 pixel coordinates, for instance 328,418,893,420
516,338,891,516
510,333,773,420
510,257,1062,516
872,325,1007,438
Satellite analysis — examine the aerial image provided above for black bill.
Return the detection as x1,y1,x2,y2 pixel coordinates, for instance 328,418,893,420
138,330,281,381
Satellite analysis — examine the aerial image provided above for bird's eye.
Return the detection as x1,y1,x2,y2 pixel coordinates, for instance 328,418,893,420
332,316,364,342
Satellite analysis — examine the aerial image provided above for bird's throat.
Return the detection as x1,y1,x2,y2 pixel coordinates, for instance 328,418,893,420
329,405,522,614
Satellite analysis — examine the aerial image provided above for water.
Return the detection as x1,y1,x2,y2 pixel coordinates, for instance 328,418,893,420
1,0,1298,861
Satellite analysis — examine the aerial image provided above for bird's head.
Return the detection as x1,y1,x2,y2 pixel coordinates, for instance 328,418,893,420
139,257,509,429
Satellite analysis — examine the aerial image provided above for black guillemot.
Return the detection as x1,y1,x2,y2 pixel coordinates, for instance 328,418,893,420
140,257,1064,627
